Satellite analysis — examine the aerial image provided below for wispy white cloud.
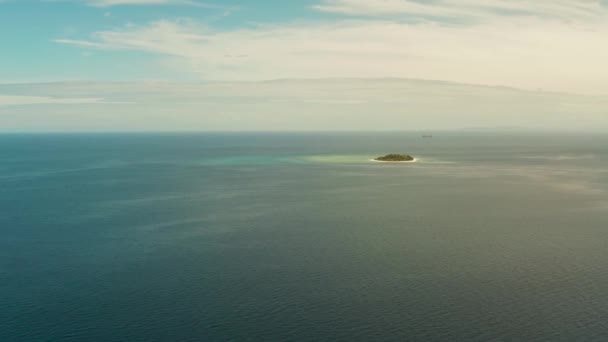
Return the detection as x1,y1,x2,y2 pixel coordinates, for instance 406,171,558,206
48,0,220,8
55,11,608,94
0,95,104,107
313,0,606,22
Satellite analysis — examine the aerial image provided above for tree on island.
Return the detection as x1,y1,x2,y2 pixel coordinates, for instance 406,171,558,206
374,154,414,162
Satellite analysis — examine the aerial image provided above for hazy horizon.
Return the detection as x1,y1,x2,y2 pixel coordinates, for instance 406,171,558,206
2,78,607,132
2,0,608,131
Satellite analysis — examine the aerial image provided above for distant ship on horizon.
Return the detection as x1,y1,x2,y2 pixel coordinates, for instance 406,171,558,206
422,134,433,138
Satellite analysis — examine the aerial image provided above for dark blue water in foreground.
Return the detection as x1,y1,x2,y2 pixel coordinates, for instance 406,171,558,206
2,132,608,341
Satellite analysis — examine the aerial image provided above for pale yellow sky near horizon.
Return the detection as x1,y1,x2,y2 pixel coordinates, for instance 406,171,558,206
1,79,606,131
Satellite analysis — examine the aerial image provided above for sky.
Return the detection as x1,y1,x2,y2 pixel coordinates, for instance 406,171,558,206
1,0,608,131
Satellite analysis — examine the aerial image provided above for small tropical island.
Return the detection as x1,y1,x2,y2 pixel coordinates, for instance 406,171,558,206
373,154,415,162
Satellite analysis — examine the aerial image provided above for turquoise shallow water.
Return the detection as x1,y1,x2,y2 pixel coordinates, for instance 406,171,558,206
2,132,608,341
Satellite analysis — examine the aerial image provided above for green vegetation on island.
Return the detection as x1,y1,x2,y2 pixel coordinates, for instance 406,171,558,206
374,154,415,162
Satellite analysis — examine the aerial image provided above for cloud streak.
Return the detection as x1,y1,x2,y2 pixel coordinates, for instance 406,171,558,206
55,10,608,94
313,0,606,22
52,0,218,7
0,95,104,107
1,79,607,131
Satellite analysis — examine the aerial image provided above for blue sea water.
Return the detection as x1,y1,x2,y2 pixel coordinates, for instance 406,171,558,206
1,132,608,341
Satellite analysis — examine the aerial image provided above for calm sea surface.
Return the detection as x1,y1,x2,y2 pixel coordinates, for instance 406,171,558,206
2,132,608,341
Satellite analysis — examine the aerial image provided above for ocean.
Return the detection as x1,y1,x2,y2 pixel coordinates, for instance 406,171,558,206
1,132,608,341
